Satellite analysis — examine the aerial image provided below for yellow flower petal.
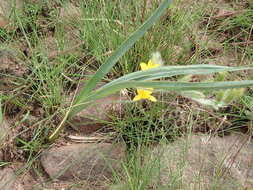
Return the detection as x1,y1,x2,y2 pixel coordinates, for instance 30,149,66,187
140,62,148,70
147,60,160,69
137,89,152,95
147,60,154,67
148,95,157,102
133,95,142,101
133,89,157,102
134,59,160,102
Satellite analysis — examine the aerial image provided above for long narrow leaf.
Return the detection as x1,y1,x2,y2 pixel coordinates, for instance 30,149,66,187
74,0,173,104
69,80,253,117
94,80,253,100
100,65,252,89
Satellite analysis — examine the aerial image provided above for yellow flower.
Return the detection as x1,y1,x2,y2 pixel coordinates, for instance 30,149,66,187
140,60,160,71
133,89,157,102
133,59,161,102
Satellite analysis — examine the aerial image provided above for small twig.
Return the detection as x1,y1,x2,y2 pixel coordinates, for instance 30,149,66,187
67,134,114,143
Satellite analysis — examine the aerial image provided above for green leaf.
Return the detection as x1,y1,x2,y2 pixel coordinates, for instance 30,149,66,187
180,91,219,109
95,80,253,99
221,88,245,104
69,80,253,117
74,0,173,104
101,65,252,88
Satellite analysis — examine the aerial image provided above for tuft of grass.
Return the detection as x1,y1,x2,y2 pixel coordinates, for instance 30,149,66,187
112,100,183,147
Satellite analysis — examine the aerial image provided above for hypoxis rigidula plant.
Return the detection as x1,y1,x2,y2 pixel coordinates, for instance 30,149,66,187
49,0,253,140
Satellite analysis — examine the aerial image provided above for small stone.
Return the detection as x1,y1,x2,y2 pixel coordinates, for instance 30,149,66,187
41,143,126,181
59,3,81,31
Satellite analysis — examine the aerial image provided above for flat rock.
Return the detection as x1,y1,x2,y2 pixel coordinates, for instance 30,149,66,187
69,94,126,134
151,133,253,189
41,143,126,181
68,83,127,134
